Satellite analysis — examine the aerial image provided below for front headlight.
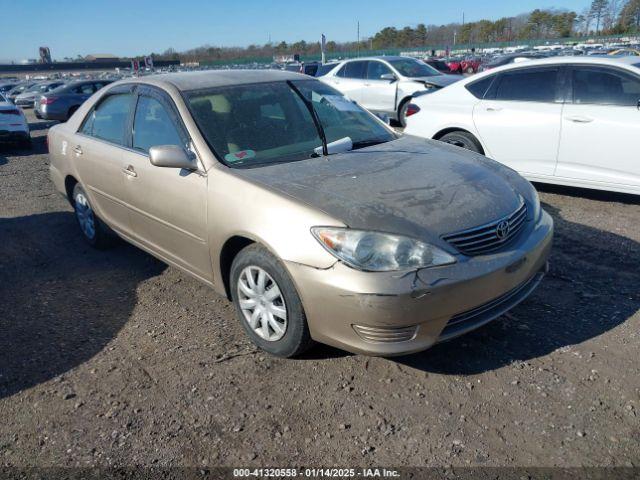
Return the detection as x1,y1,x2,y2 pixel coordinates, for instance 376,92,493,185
311,227,456,272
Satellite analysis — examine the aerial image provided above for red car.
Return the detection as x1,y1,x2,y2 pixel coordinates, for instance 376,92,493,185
447,57,482,75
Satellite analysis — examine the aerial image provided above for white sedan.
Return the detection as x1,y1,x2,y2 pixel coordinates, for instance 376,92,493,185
0,93,30,148
405,56,640,195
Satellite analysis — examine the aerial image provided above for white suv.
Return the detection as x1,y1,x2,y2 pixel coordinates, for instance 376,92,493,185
320,56,460,126
405,56,640,195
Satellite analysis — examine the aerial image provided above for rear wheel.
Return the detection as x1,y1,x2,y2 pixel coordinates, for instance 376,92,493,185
72,184,114,249
230,244,313,357
439,131,483,154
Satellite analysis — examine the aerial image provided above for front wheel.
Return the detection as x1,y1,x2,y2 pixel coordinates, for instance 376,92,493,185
72,183,114,249
230,244,313,357
398,101,411,128
439,131,483,154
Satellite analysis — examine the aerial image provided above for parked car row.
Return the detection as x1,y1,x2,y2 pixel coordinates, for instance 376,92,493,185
0,92,30,147
0,76,118,147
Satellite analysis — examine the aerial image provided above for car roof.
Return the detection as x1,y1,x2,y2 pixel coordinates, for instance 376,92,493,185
124,69,309,91
340,56,410,63
465,55,640,84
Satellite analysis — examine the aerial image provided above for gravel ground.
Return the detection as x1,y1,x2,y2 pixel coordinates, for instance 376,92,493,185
0,112,638,471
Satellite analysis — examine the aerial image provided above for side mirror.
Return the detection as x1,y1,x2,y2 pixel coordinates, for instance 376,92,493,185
149,145,197,170
380,73,397,82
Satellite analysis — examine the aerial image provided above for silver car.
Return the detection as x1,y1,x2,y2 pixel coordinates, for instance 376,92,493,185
14,80,65,108
35,79,113,121
320,56,460,126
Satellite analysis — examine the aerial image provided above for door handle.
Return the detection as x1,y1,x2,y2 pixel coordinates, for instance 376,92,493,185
486,106,502,112
122,165,137,177
565,115,594,123
73,145,83,155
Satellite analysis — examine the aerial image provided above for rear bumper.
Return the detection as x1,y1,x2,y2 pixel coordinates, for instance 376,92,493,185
36,105,66,121
286,210,553,356
0,128,29,143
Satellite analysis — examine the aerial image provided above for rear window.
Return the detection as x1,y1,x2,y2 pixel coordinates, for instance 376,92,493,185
337,61,367,79
494,68,559,102
315,64,338,77
80,93,133,145
465,75,495,99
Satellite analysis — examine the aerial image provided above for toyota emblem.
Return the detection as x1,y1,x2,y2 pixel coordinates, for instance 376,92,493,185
496,220,510,240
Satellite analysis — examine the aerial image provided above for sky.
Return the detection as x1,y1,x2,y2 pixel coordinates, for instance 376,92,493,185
3,0,591,62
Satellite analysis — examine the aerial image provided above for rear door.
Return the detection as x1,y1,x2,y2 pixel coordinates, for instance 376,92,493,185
556,65,640,188
73,86,136,233
363,60,398,114
324,61,368,104
119,86,211,282
472,66,564,176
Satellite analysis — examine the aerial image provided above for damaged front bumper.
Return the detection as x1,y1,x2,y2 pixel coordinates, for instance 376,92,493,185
285,210,553,356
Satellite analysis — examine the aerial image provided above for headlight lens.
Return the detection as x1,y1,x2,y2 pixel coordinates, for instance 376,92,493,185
311,227,456,272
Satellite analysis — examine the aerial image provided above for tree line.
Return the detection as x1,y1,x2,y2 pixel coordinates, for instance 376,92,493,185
154,0,640,64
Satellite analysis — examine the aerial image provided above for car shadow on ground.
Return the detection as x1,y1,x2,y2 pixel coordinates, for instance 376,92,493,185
0,212,166,399
535,183,640,206
0,135,47,156
393,201,640,375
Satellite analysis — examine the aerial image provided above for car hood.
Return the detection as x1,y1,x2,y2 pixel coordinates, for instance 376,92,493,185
233,136,528,247
408,74,461,87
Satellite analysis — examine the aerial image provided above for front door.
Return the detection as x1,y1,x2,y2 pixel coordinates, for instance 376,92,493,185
363,60,398,114
556,65,640,189
120,87,212,283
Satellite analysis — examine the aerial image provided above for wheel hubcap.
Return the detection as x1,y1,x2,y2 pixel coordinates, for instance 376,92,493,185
74,192,96,239
237,266,287,342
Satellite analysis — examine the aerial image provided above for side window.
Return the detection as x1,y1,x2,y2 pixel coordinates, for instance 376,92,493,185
132,95,184,153
340,61,368,79
572,67,640,106
494,68,559,102
80,93,133,145
466,75,495,99
367,61,392,80
74,84,94,94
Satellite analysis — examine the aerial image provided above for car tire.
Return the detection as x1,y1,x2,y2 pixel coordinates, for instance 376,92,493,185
230,244,314,358
72,183,114,249
439,131,483,154
19,137,32,149
465,66,475,74
398,100,411,128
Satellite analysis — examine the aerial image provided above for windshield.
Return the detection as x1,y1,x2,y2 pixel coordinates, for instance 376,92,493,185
186,80,395,168
387,58,441,77
635,62,640,69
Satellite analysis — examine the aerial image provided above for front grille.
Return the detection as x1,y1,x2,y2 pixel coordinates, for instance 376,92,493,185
442,202,527,256
439,270,545,342
352,324,418,343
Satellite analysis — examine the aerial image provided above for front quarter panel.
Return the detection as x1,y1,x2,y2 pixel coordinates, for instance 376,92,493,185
207,168,345,296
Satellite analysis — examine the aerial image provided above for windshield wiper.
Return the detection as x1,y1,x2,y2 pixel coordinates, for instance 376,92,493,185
351,139,387,150
287,80,328,156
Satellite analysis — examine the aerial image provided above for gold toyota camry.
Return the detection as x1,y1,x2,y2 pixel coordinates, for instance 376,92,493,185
48,70,553,357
